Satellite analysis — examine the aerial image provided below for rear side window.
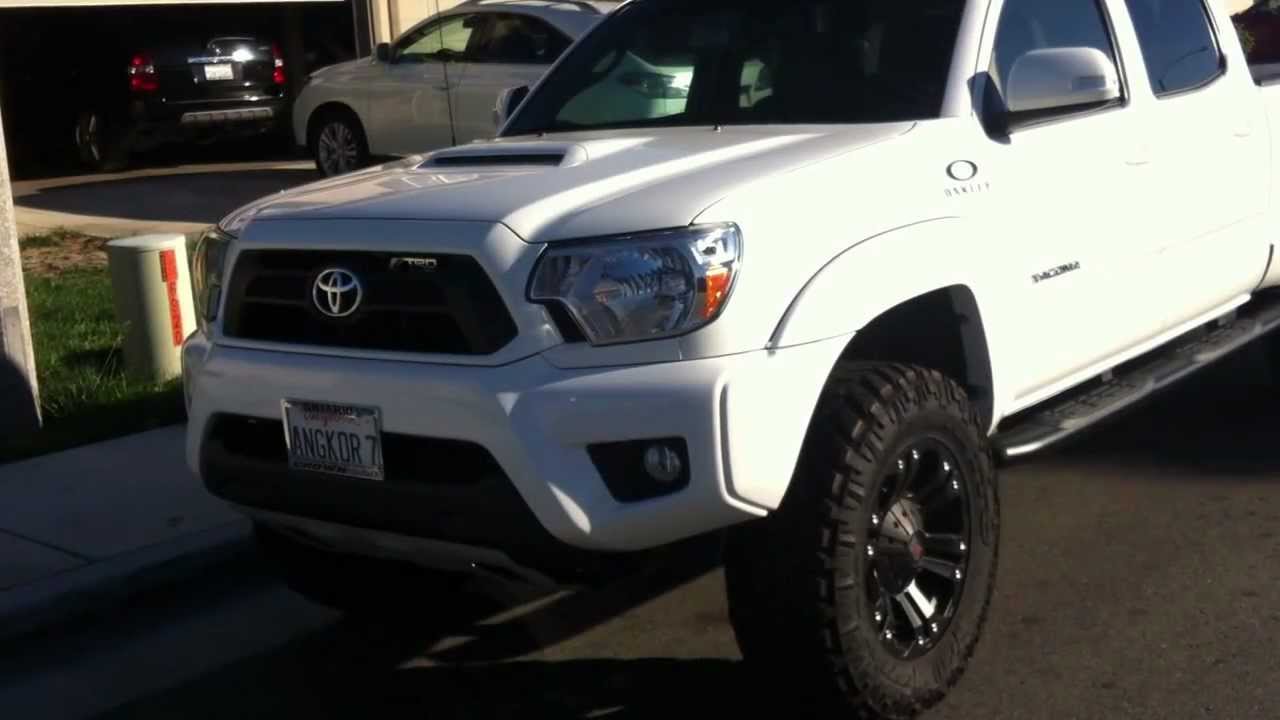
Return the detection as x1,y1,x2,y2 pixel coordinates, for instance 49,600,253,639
1122,0,1223,96
472,13,572,64
989,0,1120,102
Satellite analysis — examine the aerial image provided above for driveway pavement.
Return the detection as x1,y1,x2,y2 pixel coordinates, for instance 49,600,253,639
2,347,1280,719
11,161,318,238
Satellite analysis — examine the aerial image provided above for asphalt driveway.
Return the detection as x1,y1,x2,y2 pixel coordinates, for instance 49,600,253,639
2,347,1279,719
12,159,318,239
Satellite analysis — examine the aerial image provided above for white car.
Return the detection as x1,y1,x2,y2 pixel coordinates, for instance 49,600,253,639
292,0,618,177
190,0,1280,717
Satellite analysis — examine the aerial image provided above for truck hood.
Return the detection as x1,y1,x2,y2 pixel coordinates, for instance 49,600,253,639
236,124,915,243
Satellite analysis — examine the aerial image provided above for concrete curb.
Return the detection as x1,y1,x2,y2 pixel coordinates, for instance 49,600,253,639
0,519,254,646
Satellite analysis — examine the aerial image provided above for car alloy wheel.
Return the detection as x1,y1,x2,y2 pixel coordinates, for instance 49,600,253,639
865,439,971,660
77,113,101,163
317,121,360,176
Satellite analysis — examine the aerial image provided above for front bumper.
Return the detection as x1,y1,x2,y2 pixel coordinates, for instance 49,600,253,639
184,332,847,570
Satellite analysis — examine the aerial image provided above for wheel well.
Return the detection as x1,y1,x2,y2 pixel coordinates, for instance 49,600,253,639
837,286,994,428
306,102,361,145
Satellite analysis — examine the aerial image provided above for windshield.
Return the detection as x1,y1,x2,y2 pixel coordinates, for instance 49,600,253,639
504,0,965,136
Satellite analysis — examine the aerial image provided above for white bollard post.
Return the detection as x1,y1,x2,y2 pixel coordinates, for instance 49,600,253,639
105,234,198,383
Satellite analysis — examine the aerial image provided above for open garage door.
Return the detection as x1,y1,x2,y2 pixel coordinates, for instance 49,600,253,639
0,0,363,178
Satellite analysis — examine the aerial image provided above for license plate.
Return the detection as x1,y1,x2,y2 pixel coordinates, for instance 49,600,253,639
203,63,234,81
282,400,384,481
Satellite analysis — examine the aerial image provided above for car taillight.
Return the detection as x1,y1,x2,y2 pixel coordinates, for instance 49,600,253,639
129,53,159,93
272,43,286,86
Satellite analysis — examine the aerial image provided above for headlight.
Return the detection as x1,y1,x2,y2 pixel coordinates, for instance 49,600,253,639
190,227,231,331
529,223,742,346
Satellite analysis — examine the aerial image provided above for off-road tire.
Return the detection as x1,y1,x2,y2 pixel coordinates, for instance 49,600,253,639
308,107,370,177
253,522,462,616
723,363,1000,719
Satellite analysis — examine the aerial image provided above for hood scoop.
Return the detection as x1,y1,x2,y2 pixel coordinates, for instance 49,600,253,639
418,142,589,170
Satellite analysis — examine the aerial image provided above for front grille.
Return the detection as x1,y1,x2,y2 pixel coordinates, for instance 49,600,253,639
222,250,518,355
210,414,501,486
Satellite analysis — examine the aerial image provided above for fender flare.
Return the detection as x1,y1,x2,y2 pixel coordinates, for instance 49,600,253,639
768,217,1008,432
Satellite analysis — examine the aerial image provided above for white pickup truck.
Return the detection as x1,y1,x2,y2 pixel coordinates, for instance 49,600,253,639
183,0,1280,716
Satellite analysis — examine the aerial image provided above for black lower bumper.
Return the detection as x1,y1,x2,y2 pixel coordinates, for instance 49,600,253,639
199,414,658,585
129,97,288,141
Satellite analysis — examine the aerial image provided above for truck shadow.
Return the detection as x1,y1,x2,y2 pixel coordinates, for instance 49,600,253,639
96,534,748,720
102,655,764,720
1037,342,1280,476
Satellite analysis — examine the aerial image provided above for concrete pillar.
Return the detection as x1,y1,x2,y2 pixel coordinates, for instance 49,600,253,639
0,107,41,436
279,4,307,101
352,0,375,57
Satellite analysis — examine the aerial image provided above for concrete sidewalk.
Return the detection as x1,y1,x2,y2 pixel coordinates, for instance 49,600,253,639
0,425,252,643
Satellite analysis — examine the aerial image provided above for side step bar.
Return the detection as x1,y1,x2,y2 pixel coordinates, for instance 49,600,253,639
992,294,1280,462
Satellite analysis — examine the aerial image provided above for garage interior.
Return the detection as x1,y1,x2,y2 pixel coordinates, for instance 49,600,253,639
0,0,372,179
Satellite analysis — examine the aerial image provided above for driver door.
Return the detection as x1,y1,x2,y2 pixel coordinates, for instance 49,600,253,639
366,13,481,155
981,0,1166,406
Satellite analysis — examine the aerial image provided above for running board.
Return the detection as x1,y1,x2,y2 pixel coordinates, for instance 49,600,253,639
993,295,1280,462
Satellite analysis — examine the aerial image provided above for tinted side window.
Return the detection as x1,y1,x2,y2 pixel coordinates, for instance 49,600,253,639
989,0,1120,101
1123,0,1222,96
473,13,572,64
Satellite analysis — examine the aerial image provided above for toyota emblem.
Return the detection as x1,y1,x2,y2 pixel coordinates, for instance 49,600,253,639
312,268,363,318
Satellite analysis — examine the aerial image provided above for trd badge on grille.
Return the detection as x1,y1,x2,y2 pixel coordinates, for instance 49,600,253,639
389,256,438,272
313,268,363,318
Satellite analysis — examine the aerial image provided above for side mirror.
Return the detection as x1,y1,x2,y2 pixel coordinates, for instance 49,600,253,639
375,42,391,63
1004,47,1120,118
493,85,531,129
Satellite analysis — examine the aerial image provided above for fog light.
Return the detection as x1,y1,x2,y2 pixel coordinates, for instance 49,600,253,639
644,444,683,484
587,437,690,503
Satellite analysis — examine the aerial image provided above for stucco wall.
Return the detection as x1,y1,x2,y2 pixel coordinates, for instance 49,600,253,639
371,0,463,42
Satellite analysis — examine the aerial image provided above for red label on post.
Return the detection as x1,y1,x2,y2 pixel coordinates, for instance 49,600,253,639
158,249,184,347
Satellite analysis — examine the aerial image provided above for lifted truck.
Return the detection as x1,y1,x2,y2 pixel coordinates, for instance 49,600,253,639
184,0,1280,716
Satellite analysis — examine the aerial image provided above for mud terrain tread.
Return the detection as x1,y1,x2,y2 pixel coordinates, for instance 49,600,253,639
725,363,1000,720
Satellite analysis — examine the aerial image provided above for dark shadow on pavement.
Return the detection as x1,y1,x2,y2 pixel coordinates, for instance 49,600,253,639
101,655,764,720
96,535,731,720
1030,342,1280,476
7,132,305,182
15,169,319,226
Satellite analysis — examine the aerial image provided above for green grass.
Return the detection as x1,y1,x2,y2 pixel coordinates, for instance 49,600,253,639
0,267,186,463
